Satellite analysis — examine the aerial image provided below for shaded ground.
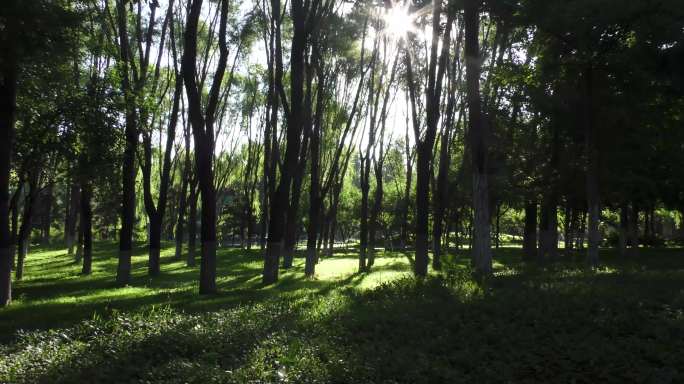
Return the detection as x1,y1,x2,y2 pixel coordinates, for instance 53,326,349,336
1,243,684,383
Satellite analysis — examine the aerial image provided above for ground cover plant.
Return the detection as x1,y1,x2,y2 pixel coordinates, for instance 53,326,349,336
2,243,683,383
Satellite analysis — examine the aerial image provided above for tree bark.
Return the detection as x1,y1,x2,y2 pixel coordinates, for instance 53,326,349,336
16,173,39,281
305,59,325,277
66,181,80,256
40,184,53,245
523,200,537,260
627,203,639,257
584,66,600,268
187,182,198,267
0,46,17,306
263,0,308,285
538,194,558,261
116,0,138,286
183,0,230,294
80,181,93,275
465,0,492,276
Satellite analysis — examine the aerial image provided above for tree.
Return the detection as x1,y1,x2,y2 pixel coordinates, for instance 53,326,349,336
183,0,231,294
465,0,492,276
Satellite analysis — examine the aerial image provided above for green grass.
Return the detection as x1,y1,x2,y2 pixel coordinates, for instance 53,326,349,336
1,241,420,337
2,242,684,383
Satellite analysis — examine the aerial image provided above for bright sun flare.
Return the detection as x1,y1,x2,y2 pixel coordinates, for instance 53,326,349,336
382,3,415,39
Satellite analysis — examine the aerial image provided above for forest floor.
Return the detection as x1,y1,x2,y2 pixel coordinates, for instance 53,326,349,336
1,242,684,383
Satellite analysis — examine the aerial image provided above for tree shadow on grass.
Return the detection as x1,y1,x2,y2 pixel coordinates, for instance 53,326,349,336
1,242,417,341
9,262,684,384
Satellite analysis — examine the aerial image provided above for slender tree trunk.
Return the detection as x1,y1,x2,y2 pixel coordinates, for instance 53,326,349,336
264,0,308,285
359,155,370,271
564,201,574,252
369,162,383,268
305,64,324,277
618,204,628,256
584,67,600,268
0,51,17,306
75,208,83,263
66,181,79,256
414,142,431,276
187,184,198,267
523,200,537,260
10,188,20,269
80,181,93,275
116,0,138,286
183,0,230,294
283,169,304,268
627,203,639,257
495,203,501,249
16,175,38,281
41,184,53,245
465,0,492,276
538,195,558,261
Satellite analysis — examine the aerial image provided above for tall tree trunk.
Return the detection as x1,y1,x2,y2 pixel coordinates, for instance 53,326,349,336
75,208,83,263
627,203,639,257
618,204,628,257
10,187,20,269
175,163,189,260
283,168,305,268
116,0,138,286
359,154,370,271
564,201,574,252
66,181,80,256
183,0,230,294
538,195,558,261
187,183,198,267
465,0,492,276
523,200,537,260
495,203,501,249
80,181,93,275
0,49,17,306
264,0,308,285
41,184,53,245
305,62,324,277
584,67,600,268
16,175,39,281
369,161,383,268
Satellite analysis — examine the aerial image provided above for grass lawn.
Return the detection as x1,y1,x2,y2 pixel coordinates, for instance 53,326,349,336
1,242,684,383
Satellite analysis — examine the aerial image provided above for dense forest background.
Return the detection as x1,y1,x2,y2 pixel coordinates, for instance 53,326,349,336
1,0,684,382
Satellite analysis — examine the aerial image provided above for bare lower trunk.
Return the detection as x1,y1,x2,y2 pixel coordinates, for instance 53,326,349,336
359,167,369,271
584,66,600,268
564,203,574,252
414,143,430,276
538,196,558,261
1,43,17,306
577,210,587,249
465,0,491,276
587,198,600,267
16,237,28,281
523,200,537,260
0,247,9,306
41,184,53,245
16,177,37,281
117,132,137,285
80,182,93,275
618,204,628,257
187,186,198,267
472,171,492,275
148,215,161,276
627,204,639,257
75,216,83,263
66,182,79,255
